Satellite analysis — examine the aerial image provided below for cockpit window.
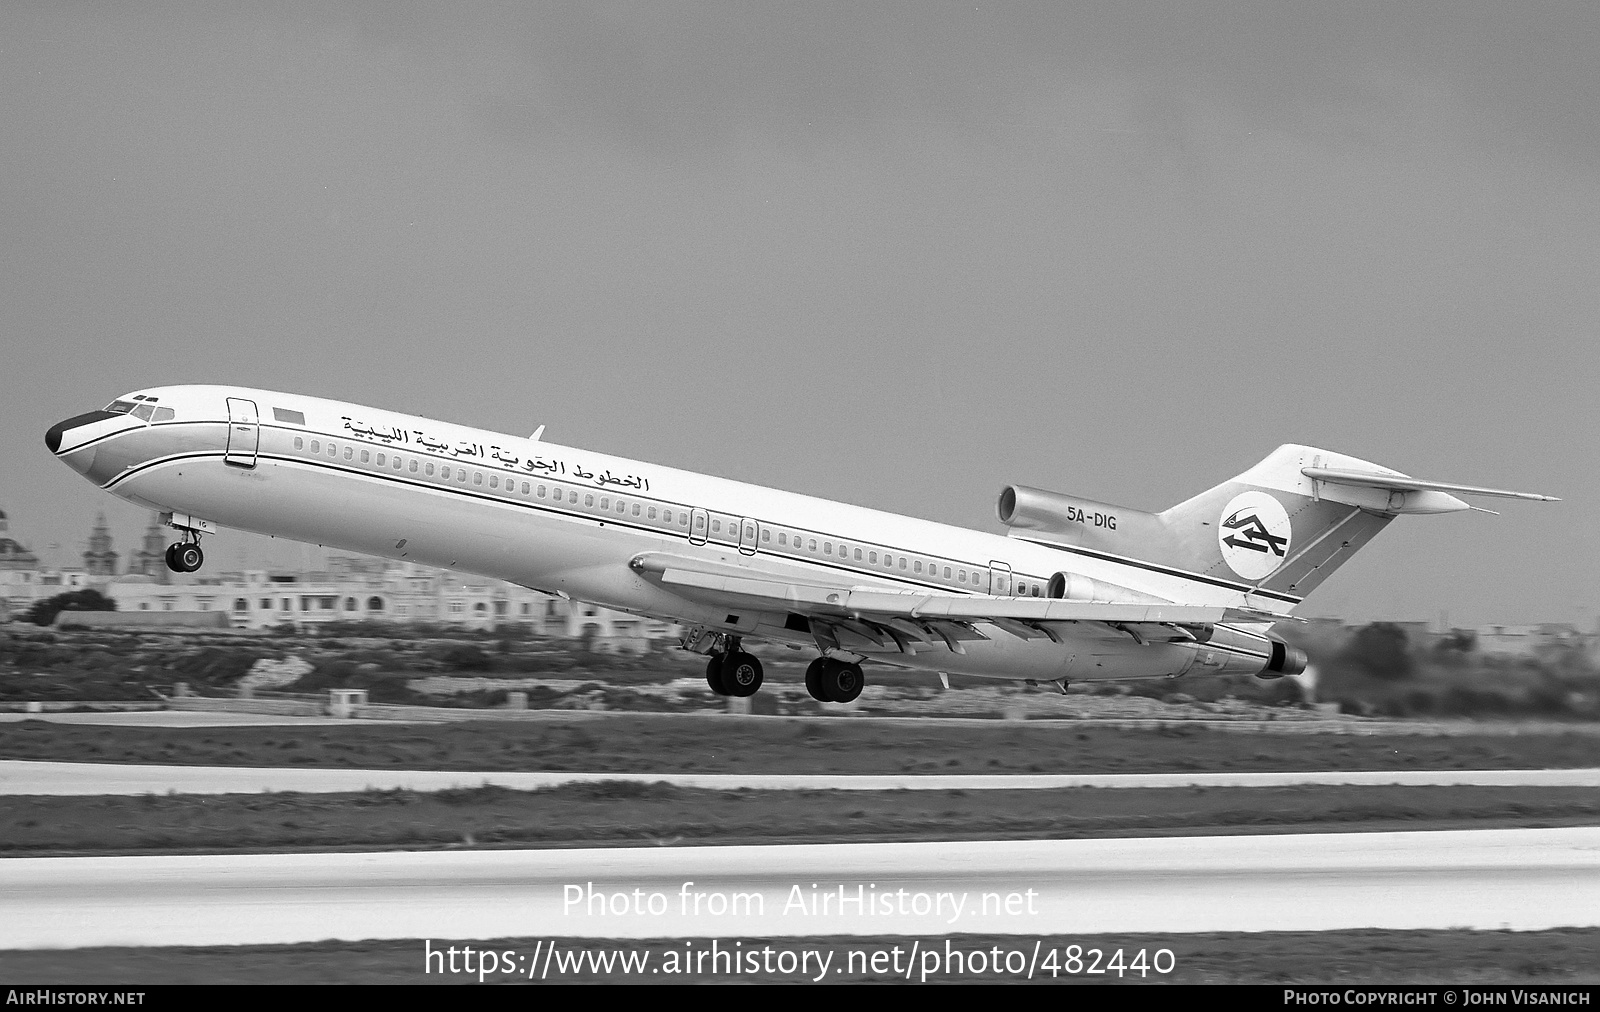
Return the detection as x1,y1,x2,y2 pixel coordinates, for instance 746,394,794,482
104,401,137,414
130,403,156,421
151,407,175,422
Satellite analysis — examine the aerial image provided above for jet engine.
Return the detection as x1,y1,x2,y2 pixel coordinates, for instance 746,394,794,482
1046,571,1167,605
1256,639,1309,679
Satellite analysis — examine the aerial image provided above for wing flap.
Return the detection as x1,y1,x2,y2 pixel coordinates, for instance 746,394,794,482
630,552,1271,654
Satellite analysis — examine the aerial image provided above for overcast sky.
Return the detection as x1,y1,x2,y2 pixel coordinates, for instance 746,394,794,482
2,3,1595,627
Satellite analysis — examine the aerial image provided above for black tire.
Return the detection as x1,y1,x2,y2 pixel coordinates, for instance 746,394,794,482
175,543,203,573
705,654,729,696
722,652,763,697
820,660,864,704
163,544,182,573
804,657,830,702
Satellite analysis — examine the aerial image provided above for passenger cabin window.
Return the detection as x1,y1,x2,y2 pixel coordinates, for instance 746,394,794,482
344,447,353,459
441,467,451,480
294,437,304,450
474,472,483,485
425,463,435,476
310,440,320,453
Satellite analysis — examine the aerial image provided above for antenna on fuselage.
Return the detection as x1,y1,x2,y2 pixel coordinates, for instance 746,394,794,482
530,425,545,442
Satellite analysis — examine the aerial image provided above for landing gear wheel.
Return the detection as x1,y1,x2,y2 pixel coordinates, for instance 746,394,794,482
705,654,729,696
816,659,865,703
804,657,830,702
163,544,182,573
722,652,763,697
174,543,204,573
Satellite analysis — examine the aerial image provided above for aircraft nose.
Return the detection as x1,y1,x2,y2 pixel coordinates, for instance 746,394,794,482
45,410,118,454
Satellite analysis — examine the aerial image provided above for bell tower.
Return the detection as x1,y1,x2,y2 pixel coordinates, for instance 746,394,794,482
82,512,120,577
130,514,171,583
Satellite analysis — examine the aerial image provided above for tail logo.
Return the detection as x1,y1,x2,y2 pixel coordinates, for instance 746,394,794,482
1218,491,1292,580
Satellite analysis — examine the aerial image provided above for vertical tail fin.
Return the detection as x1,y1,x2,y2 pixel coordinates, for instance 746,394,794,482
1158,446,1401,599
1000,444,1555,605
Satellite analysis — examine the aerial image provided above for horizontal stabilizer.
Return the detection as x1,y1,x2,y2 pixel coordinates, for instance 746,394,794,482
1301,467,1559,503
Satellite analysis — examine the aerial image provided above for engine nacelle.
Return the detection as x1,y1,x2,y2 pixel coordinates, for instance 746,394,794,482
1047,571,1167,605
1180,627,1308,680
1255,640,1309,679
998,483,1176,559
999,485,1127,532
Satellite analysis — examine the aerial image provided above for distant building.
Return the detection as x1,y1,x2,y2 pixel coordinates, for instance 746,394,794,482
126,515,171,584
103,553,675,652
81,513,119,577
0,509,40,572
1476,623,1593,660
0,509,42,623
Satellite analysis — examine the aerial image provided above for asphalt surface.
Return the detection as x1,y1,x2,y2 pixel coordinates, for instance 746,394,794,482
5,759,1600,794
4,827,1597,947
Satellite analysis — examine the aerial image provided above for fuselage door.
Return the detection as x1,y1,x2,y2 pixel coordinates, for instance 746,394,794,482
988,561,1013,596
689,508,709,546
737,518,760,556
224,397,259,469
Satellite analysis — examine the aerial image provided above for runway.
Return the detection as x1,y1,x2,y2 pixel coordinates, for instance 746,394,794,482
3,827,1597,947
0,711,370,727
5,759,1600,794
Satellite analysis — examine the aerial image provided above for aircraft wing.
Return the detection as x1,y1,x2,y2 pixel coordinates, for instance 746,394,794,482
630,552,1269,654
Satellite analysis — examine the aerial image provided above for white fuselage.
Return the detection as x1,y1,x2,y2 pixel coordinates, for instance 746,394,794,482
48,385,1285,683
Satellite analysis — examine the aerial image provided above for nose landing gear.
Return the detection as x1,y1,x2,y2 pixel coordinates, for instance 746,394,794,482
164,540,204,574
160,512,215,574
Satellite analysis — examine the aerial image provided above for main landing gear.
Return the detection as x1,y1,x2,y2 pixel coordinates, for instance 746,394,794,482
705,639,764,698
691,630,867,703
805,656,864,703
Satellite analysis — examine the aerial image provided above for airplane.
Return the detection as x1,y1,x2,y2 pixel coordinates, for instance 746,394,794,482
45,385,1557,702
